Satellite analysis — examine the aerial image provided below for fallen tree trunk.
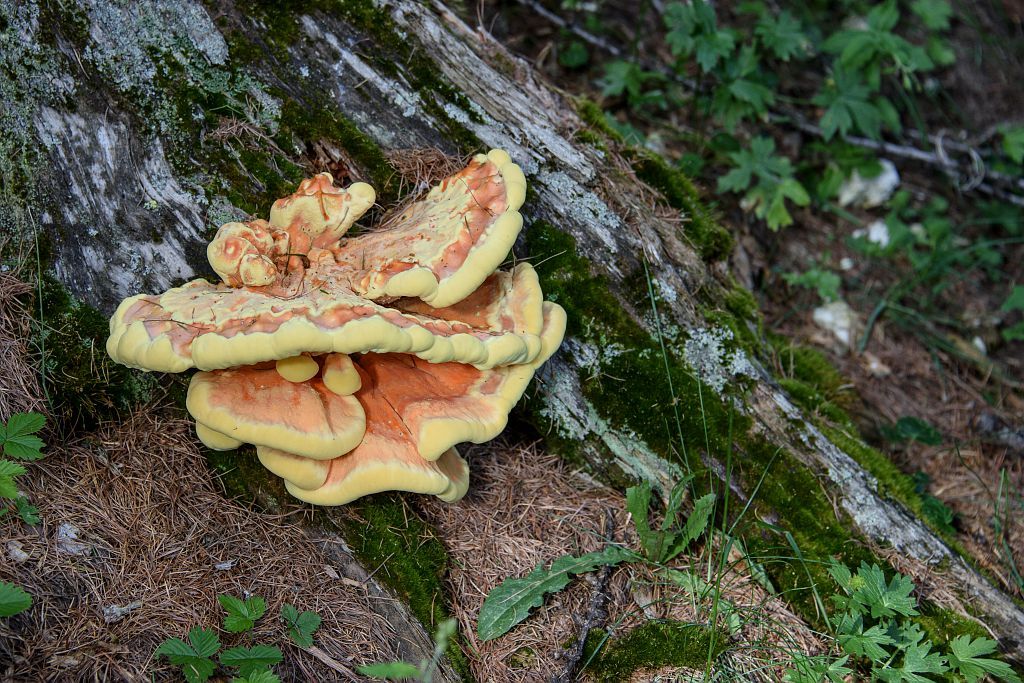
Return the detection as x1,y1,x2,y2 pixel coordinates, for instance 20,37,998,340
4,0,1022,671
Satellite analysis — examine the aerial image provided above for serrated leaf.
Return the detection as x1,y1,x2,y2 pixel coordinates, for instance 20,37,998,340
0,581,32,617
15,495,39,525
755,10,807,61
477,545,635,640
220,644,283,676
232,670,281,683
358,662,422,680
219,594,266,633
663,493,716,562
0,461,27,499
3,413,45,439
281,603,321,648
1002,127,1024,164
155,628,219,683
948,635,1022,683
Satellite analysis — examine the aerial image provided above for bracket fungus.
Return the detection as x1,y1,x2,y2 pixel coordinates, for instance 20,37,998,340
106,150,565,505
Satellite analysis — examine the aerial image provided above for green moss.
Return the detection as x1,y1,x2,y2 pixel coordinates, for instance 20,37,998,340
574,98,625,143
34,276,158,427
629,150,733,262
582,621,726,682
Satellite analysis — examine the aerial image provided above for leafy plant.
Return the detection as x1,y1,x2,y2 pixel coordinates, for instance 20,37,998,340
280,603,321,648
783,268,842,304
220,594,267,633
477,544,635,641
627,477,715,565
359,618,457,682
786,562,1023,682
999,285,1024,341
155,595,316,683
718,137,810,230
0,411,45,525
880,416,942,446
0,581,32,617
477,478,716,641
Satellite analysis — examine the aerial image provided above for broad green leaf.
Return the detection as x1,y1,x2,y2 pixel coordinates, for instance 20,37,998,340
0,461,27,499
1003,322,1024,342
219,594,266,633
882,417,942,445
1,413,45,461
836,612,895,661
664,493,716,562
1002,127,1024,164
854,563,919,618
232,670,281,683
155,627,220,683
1001,285,1024,313
15,495,40,525
220,644,283,676
477,545,635,640
948,635,1022,683
911,0,953,30
625,481,656,558
358,662,422,680
558,40,589,69
281,603,321,648
755,11,807,61
0,581,31,617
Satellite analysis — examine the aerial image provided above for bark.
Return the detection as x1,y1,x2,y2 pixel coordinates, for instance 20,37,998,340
4,0,1022,670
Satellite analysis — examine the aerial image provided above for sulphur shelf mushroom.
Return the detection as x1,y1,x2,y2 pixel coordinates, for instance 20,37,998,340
106,150,566,505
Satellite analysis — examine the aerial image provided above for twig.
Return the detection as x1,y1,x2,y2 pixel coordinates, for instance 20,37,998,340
551,510,617,683
305,645,360,682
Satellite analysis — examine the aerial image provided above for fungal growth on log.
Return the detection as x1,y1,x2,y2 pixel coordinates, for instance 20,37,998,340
106,150,566,505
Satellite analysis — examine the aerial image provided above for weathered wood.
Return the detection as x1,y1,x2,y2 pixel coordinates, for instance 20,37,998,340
5,0,1022,668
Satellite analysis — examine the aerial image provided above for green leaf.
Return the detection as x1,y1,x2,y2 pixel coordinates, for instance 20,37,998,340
220,644,283,676
231,670,281,683
814,71,882,140
836,612,895,661
0,460,27,499
695,31,735,73
625,481,657,559
882,417,942,445
15,495,40,525
868,0,900,32
948,635,1022,683
558,40,589,69
783,268,841,304
280,603,321,648
1003,322,1024,342
755,10,807,61
884,640,948,682
1002,127,1024,164
1001,285,1024,313
358,662,422,680
0,581,32,617
219,594,266,633
911,0,953,30
855,563,919,618
155,627,220,683
1,413,46,461
663,493,716,562
477,545,636,640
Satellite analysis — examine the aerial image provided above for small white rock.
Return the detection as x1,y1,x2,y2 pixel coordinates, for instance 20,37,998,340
103,600,143,624
839,257,855,271
56,523,90,556
214,559,237,571
862,351,891,377
852,219,891,247
7,541,29,563
813,300,861,349
838,160,900,208
972,336,987,355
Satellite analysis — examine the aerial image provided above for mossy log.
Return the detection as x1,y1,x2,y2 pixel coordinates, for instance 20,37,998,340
4,0,1023,670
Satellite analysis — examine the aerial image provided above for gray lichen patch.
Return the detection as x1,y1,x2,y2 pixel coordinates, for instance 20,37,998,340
682,327,755,394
